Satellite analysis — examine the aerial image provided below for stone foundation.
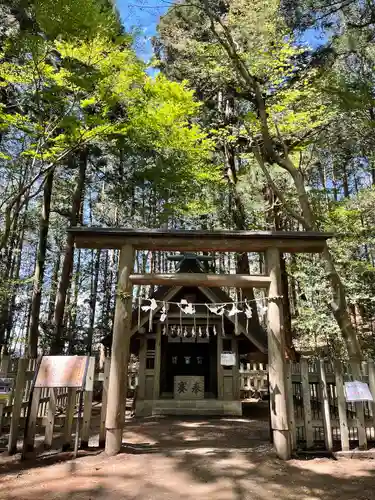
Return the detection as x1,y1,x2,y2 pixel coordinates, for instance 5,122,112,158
136,399,242,417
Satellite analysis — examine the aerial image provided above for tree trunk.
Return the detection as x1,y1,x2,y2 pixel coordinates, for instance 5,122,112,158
342,164,349,198
28,169,54,357
322,245,362,360
279,255,298,360
289,254,298,318
52,151,87,354
369,108,375,186
223,115,262,331
332,165,338,202
108,249,117,334
263,183,298,360
67,249,81,353
5,209,27,347
101,250,110,332
47,252,61,324
287,162,362,360
87,249,101,354
0,198,22,349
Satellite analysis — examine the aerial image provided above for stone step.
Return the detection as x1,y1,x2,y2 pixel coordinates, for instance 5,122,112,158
144,399,242,416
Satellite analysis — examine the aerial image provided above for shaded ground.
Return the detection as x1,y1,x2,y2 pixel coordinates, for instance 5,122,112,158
0,404,375,500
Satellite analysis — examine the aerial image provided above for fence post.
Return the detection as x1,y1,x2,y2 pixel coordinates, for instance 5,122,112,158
8,358,28,454
62,388,76,451
99,358,111,448
285,361,296,451
334,360,349,451
0,355,10,434
318,359,333,452
300,358,313,449
367,360,375,431
81,357,96,449
44,388,57,449
350,361,367,449
22,387,42,455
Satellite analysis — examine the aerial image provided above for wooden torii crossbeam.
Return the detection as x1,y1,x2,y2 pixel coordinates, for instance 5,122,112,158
129,273,271,288
69,227,331,460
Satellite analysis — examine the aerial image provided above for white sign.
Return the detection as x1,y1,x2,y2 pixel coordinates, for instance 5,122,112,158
0,378,13,402
344,381,373,402
221,352,236,366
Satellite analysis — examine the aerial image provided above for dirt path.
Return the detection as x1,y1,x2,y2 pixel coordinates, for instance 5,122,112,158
0,416,374,500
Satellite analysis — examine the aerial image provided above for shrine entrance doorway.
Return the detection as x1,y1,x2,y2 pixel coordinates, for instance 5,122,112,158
160,336,217,399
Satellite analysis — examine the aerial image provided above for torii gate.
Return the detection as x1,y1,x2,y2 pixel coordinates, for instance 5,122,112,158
69,227,331,460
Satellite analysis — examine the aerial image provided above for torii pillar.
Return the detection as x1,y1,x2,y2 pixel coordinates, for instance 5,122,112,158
266,247,291,460
105,244,134,455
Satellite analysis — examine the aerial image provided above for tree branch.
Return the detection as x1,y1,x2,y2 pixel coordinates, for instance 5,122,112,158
251,141,308,229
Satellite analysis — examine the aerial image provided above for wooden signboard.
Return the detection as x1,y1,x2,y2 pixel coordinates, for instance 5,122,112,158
35,356,89,388
174,375,204,400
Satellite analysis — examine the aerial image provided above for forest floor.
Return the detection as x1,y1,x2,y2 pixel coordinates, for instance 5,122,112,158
0,404,375,500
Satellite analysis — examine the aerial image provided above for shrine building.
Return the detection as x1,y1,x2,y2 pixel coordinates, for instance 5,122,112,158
129,253,268,416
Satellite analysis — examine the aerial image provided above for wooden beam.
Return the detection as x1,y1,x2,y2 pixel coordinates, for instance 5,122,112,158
266,247,291,460
105,244,134,456
137,337,147,401
155,314,223,320
69,228,331,253
153,324,162,400
130,273,271,288
217,324,224,400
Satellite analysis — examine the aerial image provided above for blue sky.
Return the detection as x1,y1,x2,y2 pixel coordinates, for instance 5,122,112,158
116,0,169,61
115,1,325,63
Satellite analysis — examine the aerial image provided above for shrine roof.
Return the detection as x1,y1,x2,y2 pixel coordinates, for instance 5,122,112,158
130,257,268,353
69,227,331,253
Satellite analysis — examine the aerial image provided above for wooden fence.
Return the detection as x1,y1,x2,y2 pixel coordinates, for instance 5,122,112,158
239,362,268,399
0,356,138,455
240,358,375,451
2,356,375,455
290,358,375,451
